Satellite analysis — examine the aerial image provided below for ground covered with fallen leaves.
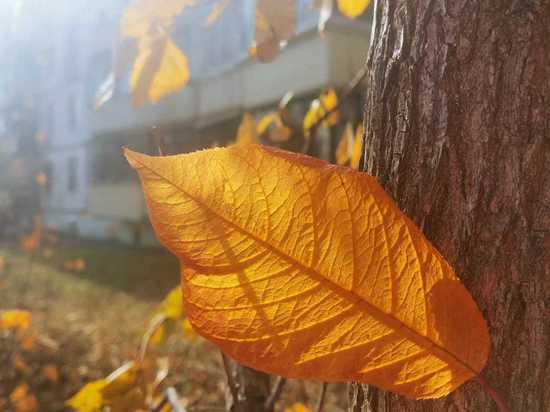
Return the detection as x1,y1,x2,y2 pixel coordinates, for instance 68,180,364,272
0,239,347,411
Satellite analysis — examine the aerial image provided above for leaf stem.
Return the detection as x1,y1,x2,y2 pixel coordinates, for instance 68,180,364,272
220,351,241,408
475,376,509,412
264,376,286,410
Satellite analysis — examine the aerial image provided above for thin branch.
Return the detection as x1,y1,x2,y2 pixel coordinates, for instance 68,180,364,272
139,313,166,363
150,125,167,156
264,376,286,410
166,386,187,412
220,351,240,407
302,62,369,153
315,382,327,412
475,376,509,412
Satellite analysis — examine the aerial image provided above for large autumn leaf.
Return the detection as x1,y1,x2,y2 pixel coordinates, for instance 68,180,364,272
125,145,490,399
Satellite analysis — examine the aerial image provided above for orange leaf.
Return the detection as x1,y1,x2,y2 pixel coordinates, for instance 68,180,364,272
10,384,38,412
73,258,87,272
13,356,30,373
1,310,32,332
0,256,6,274
35,172,47,186
19,216,43,253
125,145,490,399
42,364,59,383
284,402,311,412
20,336,35,351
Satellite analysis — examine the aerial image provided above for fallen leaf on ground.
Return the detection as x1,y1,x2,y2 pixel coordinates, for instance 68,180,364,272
284,402,312,412
1,310,32,332
42,364,60,383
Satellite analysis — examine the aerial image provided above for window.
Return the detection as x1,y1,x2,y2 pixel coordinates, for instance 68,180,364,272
44,161,54,196
67,157,78,193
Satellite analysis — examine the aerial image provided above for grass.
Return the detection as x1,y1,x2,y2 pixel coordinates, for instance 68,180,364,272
0,239,348,412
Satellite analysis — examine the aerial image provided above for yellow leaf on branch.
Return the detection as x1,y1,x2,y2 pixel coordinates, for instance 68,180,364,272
303,88,339,139
337,0,370,19
320,88,339,125
182,318,198,341
335,122,354,165
160,287,184,320
235,113,257,145
120,0,190,107
350,123,363,169
66,362,144,412
256,112,292,142
66,380,107,412
125,145,490,399
130,33,190,107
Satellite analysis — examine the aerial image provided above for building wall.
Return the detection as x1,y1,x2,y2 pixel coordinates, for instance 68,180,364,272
39,1,371,245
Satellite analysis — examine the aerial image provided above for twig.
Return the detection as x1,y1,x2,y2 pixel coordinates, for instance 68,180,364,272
166,386,187,412
302,62,369,154
315,382,327,412
139,313,166,363
475,376,509,412
220,351,240,407
264,376,286,410
150,125,167,156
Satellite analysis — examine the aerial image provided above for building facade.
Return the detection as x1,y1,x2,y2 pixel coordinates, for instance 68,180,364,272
28,0,371,244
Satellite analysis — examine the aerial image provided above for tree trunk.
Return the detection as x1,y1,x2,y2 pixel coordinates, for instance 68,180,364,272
351,0,550,411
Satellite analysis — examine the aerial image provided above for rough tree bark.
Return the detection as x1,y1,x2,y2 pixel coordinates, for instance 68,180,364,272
351,0,550,411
